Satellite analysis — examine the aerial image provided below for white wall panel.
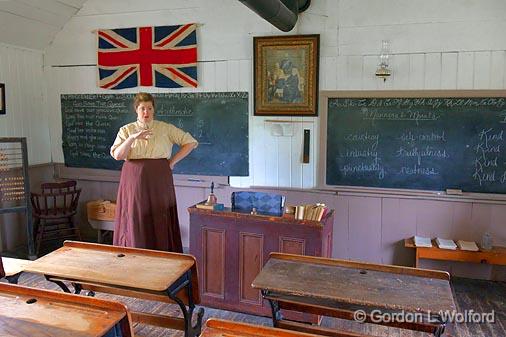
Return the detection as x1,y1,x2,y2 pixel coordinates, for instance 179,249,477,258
320,57,337,90
424,53,442,89
346,56,363,89
474,51,492,89
0,44,50,165
408,54,425,89
214,61,228,90
290,121,304,188
362,55,380,90
339,0,506,27
263,120,280,187
277,135,291,187
340,21,506,56
335,56,348,90
226,60,240,91
391,54,410,89
441,52,458,89
302,120,316,189
457,52,475,89
490,51,505,88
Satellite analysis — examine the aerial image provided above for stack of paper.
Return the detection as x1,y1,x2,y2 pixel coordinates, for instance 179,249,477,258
436,238,457,250
456,240,479,251
414,236,432,248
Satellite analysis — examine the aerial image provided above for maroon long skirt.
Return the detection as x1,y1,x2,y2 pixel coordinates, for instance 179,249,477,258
113,159,183,252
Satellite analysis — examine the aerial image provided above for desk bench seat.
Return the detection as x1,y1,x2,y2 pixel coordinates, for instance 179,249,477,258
1,257,32,284
201,319,374,337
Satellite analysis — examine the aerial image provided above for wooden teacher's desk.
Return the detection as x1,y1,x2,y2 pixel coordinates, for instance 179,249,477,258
23,241,204,337
189,205,333,316
0,283,133,337
252,253,456,337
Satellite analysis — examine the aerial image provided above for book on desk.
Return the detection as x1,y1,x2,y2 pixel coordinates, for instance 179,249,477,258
456,240,479,251
436,238,457,250
414,236,432,248
195,201,224,211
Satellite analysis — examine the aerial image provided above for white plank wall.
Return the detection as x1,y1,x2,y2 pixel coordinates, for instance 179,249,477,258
0,43,51,165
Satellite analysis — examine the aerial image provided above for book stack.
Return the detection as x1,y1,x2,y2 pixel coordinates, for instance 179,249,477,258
294,203,328,221
456,240,479,251
413,236,432,248
436,238,457,250
195,201,224,211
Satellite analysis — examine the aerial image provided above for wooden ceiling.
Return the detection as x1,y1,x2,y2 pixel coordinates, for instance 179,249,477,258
0,0,86,50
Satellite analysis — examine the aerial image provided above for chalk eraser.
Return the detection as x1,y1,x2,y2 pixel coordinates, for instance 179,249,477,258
446,189,462,195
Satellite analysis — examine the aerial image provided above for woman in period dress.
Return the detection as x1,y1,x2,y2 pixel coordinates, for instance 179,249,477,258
110,92,198,252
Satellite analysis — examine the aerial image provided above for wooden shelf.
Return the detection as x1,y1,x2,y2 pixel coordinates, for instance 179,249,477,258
405,238,506,268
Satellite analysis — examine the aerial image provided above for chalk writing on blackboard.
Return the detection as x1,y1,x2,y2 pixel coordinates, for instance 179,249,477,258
61,92,249,176
326,95,506,193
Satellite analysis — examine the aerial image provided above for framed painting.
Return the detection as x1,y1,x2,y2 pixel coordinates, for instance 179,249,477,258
254,34,319,116
0,83,4,115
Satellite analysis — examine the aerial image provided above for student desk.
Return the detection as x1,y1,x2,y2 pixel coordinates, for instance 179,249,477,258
23,241,204,337
0,282,133,337
252,253,456,337
201,318,374,337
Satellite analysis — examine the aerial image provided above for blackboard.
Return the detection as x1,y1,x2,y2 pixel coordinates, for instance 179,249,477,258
61,92,248,176
326,94,506,193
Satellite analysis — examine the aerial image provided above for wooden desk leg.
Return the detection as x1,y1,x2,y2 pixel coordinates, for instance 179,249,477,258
431,314,448,337
415,249,420,268
166,269,204,337
5,272,22,284
45,275,73,293
262,290,283,327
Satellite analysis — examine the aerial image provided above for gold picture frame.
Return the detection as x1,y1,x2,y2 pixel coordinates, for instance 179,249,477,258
0,83,5,115
254,34,319,116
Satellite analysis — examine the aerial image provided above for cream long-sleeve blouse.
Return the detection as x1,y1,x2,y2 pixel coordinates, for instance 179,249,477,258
110,119,198,160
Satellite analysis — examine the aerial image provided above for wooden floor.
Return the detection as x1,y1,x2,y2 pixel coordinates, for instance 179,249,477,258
3,273,505,337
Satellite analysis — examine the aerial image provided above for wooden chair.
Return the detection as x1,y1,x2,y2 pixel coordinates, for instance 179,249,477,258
30,180,82,255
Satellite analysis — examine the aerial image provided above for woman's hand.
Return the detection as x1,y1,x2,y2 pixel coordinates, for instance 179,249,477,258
112,129,153,161
167,142,197,171
168,158,176,170
130,129,153,140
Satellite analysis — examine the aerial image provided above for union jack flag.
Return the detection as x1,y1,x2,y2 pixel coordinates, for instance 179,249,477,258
97,24,197,89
